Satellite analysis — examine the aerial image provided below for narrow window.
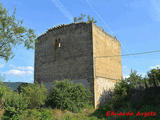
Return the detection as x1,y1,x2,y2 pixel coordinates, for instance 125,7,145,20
58,39,61,48
54,38,62,61
55,38,62,48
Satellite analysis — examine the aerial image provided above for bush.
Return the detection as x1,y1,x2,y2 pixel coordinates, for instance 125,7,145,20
147,67,160,87
92,104,112,119
2,108,54,120
130,87,160,109
16,108,54,120
110,79,132,109
2,90,28,120
17,83,32,93
92,69,160,120
126,70,144,88
46,79,92,112
0,82,7,110
20,83,47,108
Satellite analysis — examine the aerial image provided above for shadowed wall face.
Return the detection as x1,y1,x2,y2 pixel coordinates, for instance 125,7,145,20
34,23,94,93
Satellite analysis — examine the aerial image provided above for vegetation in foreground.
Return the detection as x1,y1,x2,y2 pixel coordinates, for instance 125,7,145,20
0,67,160,120
0,79,93,120
0,3,36,61
1,2,159,120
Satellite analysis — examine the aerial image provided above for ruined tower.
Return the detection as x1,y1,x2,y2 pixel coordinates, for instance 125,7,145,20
34,22,122,108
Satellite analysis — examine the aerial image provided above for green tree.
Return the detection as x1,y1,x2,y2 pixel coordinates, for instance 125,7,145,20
73,14,97,23
3,90,28,120
0,75,6,110
147,67,160,87
87,15,97,23
126,70,144,88
0,3,36,61
0,81,7,110
20,83,47,109
111,79,132,109
46,79,92,112
73,13,86,23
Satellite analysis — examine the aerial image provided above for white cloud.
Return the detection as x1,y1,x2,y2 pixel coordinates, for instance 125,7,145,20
10,65,34,71
51,0,73,22
151,65,160,69
139,72,146,77
3,65,34,76
123,72,146,79
0,63,4,68
123,75,130,79
14,66,34,71
150,0,160,21
5,69,33,76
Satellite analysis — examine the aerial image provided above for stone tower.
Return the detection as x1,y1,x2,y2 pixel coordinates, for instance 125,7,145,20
34,22,122,108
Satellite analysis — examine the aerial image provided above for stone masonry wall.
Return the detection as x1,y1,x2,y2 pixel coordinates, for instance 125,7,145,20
34,22,122,108
34,23,94,97
92,23,122,108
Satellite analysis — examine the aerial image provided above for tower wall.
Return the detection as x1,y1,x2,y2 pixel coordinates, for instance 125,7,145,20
92,23,122,108
34,23,94,95
34,22,122,108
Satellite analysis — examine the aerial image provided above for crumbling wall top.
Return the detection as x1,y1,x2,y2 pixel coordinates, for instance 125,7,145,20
92,23,120,44
37,22,91,40
37,22,120,45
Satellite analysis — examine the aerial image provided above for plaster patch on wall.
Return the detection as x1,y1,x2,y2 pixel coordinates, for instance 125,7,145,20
95,77,116,107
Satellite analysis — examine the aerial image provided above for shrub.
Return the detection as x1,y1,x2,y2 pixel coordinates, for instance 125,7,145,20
2,90,28,120
46,79,92,112
17,83,32,93
147,67,160,87
111,79,132,109
92,105,111,119
0,82,7,110
2,108,54,120
126,70,144,88
20,83,47,108
16,109,54,120
130,87,160,109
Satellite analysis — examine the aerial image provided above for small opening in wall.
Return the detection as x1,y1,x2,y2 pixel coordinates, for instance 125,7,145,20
58,42,61,48
55,38,62,48
54,38,62,61
58,39,61,48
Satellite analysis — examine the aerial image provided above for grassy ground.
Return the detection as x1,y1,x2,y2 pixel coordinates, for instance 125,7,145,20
51,107,160,120
1,106,159,120
0,107,101,120
52,107,100,120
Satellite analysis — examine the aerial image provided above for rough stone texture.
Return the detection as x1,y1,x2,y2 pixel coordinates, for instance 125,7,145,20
34,23,94,98
92,24,122,108
34,22,122,108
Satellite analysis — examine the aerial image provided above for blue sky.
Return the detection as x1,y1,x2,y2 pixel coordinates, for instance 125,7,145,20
0,0,160,82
